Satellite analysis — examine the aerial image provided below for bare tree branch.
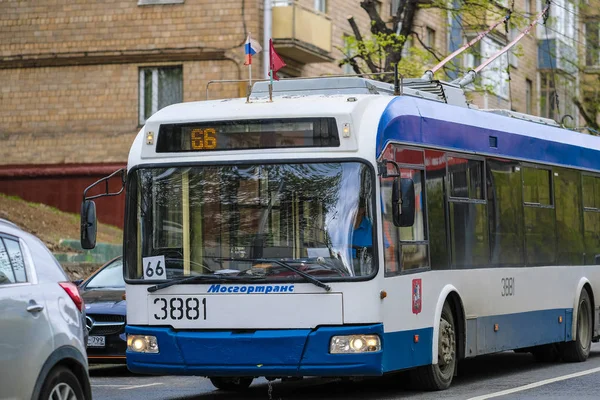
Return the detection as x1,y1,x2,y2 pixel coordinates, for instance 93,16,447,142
411,30,443,62
347,16,379,73
339,56,364,75
574,98,600,131
360,0,393,35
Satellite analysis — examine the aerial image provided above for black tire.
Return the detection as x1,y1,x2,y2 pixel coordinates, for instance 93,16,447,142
561,289,593,362
39,366,86,400
410,302,456,391
209,377,253,391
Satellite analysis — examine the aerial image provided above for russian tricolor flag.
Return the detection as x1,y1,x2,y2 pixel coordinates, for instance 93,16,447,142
244,35,262,66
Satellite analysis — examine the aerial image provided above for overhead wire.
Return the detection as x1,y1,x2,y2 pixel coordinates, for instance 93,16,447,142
509,8,586,48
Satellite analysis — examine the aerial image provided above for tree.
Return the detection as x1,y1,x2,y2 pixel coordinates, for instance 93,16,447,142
573,0,600,133
340,0,526,85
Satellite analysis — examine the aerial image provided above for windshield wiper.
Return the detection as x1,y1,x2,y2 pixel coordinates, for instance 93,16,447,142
266,259,331,291
147,274,265,293
222,258,331,292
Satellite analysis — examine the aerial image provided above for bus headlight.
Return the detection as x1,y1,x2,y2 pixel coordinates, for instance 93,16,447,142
330,335,381,353
127,335,159,353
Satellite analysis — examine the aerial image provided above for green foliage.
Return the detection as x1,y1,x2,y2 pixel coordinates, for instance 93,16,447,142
397,46,438,77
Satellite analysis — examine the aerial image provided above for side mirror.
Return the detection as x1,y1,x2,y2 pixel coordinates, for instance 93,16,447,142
392,178,415,227
80,200,97,250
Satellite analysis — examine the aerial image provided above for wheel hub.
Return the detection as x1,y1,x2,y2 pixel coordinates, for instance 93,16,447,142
438,318,455,367
49,382,77,400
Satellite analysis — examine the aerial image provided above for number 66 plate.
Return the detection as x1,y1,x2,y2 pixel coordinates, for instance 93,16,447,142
148,295,208,324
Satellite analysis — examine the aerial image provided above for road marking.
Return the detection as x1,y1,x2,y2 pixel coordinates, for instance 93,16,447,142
119,382,163,390
466,366,600,400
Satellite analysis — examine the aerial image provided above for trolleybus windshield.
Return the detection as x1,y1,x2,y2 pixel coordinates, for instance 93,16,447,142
125,162,376,282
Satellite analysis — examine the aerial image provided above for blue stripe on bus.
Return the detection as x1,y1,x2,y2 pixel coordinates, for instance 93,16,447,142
376,96,600,172
468,308,573,356
126,324,385,376
382,327,433,372
126,307,575,377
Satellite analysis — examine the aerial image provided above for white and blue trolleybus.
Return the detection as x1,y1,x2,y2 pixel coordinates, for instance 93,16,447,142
81,76,600,391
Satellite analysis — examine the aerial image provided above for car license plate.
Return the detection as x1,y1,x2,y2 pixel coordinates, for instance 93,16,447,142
87,336,105,347
149,296,207,322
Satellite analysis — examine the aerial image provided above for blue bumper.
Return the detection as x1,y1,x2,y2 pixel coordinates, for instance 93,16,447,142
126,324,385,376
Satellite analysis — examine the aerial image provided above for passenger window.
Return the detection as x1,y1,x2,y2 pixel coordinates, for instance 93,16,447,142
487,159,524,266
4,239,26,283
522,167,552,205
0,239,15,284
447,158,488,268
583,175,600,210
521,166,556,265
448,157,484,200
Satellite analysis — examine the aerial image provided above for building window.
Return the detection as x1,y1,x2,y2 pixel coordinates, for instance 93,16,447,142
342,35,356,75
525,0,531,15
525,78,532,115
314,0,326,13
540,72,556,119
538,0,576,47
390,0,400,16
139,66,183,125
466,36,509,99
539,71,575,121
586,21,599,66
426,27,436,48
401,36,414,59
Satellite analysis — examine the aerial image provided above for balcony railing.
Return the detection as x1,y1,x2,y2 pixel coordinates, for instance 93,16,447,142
272,1,333,64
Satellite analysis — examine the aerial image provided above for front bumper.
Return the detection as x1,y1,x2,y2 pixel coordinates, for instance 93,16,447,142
126,324,384,376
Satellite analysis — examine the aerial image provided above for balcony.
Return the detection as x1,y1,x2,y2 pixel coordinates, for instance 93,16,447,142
538,38,578,75
272,1,333,64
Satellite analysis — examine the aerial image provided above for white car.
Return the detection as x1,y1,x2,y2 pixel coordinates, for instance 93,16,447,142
0,218,91,400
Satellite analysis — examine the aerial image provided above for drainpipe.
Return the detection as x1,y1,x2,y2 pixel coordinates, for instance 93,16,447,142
263,0,272,79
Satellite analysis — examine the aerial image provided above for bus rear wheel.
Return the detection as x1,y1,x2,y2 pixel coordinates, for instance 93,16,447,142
410,302,456,391
209,377,253,391
560,289,592,362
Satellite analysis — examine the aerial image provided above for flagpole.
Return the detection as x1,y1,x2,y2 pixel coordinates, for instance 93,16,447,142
268,70,273,102
247,61,252,103
246,33,253,103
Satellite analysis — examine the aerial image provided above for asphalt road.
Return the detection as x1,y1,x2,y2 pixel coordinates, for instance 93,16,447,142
90,343,600,400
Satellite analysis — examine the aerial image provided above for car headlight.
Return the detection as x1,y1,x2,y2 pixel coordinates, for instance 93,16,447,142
330,334,381,354
127,335,159,353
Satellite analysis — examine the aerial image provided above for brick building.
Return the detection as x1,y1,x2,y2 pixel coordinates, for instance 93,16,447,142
0,0,584,227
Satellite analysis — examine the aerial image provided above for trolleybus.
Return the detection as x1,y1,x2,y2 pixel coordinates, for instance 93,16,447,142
81,76,600,391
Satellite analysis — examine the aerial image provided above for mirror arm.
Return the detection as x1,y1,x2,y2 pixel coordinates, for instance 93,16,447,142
83,168,126,201
378,160,400,178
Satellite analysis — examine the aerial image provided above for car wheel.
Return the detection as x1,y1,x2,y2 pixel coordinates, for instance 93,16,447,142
40,366,86,400
209,376,253,391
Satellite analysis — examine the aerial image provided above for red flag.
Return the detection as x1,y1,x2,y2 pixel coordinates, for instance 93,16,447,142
269,39,286,81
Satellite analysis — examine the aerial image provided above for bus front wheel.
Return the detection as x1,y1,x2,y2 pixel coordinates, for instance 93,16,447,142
560,289,593,362
410,302,456,391
209,377,253,391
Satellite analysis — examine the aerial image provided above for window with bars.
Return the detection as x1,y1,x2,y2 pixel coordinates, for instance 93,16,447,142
539,71,575,121
586,21,599,67
139,66,183,125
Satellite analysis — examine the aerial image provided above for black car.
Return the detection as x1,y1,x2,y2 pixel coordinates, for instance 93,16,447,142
79,256,126,364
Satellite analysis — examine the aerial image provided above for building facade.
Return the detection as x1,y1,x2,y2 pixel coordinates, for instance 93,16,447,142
0,0,583,227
